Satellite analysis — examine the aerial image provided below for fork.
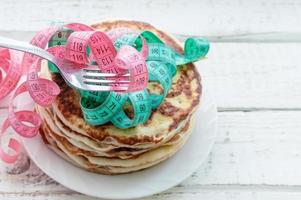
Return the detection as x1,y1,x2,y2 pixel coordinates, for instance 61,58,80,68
0,36,130,92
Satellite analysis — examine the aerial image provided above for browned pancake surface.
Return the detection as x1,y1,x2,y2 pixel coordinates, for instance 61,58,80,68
50,20,202,145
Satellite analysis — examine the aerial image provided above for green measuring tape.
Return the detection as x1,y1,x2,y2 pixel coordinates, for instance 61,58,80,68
80,91,128,125
48,28,209,129
141,31,209,76
111,89,151,128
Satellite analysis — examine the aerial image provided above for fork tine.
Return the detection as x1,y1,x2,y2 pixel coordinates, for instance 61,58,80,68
81,66,130,78
80,84,128,92
82,78,130,84
82,71,130,78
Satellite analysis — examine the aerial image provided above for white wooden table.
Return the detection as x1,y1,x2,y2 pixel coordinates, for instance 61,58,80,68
1,0,301,199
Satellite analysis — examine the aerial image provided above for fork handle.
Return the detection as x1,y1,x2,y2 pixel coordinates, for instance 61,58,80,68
0,36,57,64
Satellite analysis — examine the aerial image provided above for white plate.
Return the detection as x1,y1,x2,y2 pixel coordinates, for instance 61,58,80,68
22,87,217,199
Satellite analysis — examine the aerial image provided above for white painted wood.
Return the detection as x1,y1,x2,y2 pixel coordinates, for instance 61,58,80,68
2,189,301,200
0,0,301,37
184,111,301,186
1,110,301,199
201,42,301,110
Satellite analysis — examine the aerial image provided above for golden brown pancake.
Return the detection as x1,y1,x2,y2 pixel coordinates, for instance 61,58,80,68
40,115,195,174
38,105,192,159
37,19,202,174
50,20,201,145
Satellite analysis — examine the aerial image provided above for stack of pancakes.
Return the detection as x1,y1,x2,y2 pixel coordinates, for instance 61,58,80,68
36,20,202,175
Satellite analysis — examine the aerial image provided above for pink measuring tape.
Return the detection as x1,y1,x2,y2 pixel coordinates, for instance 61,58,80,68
0,23,149,163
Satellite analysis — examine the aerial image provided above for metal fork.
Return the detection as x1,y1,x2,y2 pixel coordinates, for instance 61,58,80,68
0,36,130,92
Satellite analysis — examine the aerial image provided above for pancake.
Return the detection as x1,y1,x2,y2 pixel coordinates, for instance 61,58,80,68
40,115,195,174
48,19,201,147
38,104,193,159
38,107,188,159
37,19,202,174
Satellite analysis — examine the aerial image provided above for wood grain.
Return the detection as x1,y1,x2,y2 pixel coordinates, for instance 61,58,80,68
0,0,301,38
1,189,301,200
201,42,301,110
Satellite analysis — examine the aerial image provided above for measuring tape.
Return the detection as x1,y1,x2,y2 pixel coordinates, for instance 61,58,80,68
141,31,209,76
0,22,209,163
80,30,208,127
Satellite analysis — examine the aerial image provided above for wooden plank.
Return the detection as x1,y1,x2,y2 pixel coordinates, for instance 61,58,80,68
0,110,301,195
1,42,301,109
1,189,301,200
200,42,301,109
0,0,301,37
184,111,301,186
178,33,301,43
